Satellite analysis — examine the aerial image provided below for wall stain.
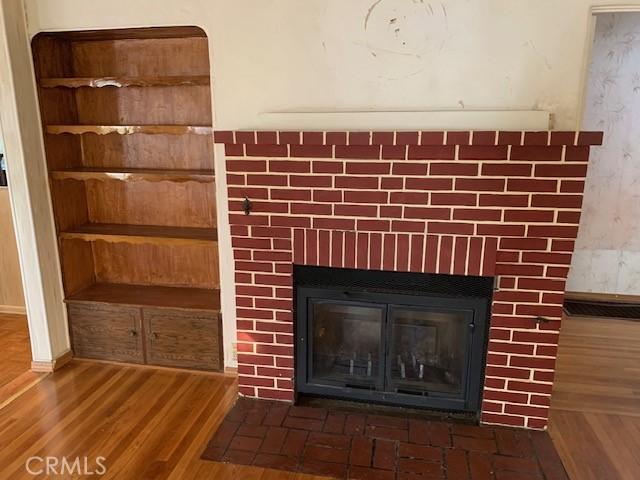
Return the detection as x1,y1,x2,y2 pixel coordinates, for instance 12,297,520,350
364,0,383,30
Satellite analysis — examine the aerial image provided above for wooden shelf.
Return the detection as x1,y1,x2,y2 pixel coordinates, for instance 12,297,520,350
35,27,222,371
50,167,215,183
39,75,210,89
66,282,220,311
45,125,213,135
60,223,218,245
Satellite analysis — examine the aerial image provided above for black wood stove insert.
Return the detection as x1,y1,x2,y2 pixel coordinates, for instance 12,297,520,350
294,266,493,413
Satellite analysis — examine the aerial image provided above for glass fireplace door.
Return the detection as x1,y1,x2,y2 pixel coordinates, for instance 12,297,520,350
309,300,386,390
386,306,472,397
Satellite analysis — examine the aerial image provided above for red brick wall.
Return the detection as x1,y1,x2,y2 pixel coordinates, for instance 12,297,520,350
214,130,603,430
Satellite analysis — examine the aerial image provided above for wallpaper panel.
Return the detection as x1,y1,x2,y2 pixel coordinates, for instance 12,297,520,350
568,12,640,295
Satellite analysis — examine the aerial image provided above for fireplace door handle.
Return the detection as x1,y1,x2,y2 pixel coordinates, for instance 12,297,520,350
468,322,475,332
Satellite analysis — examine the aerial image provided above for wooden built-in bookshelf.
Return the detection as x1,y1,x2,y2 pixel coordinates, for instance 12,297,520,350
32,26,222,371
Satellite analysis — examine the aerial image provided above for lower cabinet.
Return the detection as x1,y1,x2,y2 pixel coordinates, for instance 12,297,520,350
68,303,144,364
67,302,223,371
144,308,222,371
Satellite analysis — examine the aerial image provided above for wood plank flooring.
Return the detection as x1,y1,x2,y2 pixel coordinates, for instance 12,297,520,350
0,361,327,479
549,314,640,480
0,314,43,406
1,311,639,478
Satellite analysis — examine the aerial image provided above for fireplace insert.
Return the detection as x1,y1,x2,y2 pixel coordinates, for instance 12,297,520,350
295,266,492,413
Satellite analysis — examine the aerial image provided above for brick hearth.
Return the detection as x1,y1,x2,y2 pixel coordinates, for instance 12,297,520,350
213,129,603,429
201,398,568,479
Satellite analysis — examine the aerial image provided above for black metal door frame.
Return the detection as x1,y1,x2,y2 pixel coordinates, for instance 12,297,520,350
295,287,489,412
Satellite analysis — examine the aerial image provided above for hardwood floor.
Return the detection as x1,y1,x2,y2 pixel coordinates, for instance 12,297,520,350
0,361,328,479
1,311,638,479
549,313,640,480
0,313,43,406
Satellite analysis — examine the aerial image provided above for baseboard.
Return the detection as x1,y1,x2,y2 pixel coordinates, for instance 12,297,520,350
31,350,73,373
0,304,26,315
565,291,640,304
72,357,237,377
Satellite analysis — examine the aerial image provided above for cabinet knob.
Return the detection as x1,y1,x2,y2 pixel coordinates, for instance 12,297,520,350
151,332,158,340
129,330,137,337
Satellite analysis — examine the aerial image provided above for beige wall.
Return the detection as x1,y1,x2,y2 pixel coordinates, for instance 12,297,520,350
0,188,25,312
23,0,640,130
4,0,640,363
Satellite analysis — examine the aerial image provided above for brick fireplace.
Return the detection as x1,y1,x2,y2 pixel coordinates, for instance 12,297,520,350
213,129,603,430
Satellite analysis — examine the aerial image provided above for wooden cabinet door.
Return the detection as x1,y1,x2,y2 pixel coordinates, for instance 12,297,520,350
143,308,222,371
68,303,144,363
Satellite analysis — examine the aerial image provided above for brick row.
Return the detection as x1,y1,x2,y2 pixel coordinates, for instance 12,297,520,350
214,130,604,147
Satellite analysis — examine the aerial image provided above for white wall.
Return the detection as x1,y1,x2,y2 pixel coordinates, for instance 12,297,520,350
24,0,640,130
568,12,640,295
0,0,69,364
